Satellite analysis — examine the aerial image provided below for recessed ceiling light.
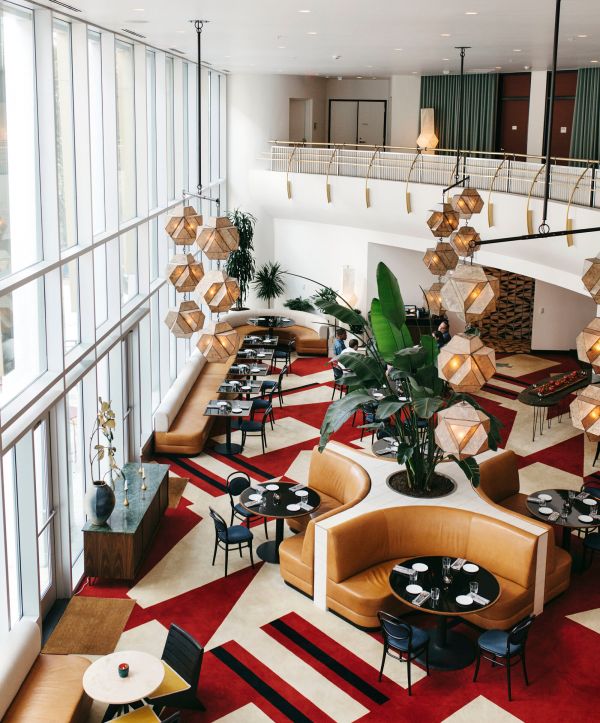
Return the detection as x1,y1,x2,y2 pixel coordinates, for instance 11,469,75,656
513,48,522,52
132,7,145,11
465,11,478,15
278,45,286,49
298,9,311,12
357,76,363,78
307,31,317,35
495,65,502,69
524,65,530,70
412,71,417,74
591,59,599,63
371,76,377,79
367,65,373,68
175,30,185,34
578,34,589,38
442,57,449,60
393,48,403,51
440,33,451,37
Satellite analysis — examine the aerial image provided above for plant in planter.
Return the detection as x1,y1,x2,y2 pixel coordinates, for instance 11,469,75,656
226,209,256,310
318,262,502,496
85,398,123,526
252,261,286,309
312,286,338,309
284,296,315,312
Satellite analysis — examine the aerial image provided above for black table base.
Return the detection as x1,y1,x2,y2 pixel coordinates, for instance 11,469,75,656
257,519,284,564
416,618,475,671
213,441,243,456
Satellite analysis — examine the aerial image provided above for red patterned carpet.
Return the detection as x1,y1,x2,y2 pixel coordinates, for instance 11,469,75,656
80,353,600,722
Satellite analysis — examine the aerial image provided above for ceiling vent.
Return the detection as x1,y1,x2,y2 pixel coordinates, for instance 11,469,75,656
49,0,82,11
122,28,147,39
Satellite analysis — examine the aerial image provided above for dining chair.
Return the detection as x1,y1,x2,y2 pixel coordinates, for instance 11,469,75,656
113,707,181,721
209,507,254,577
331,365,348,399
226,471,268,539
582,531,600,567
273,339,294,373
148,623,205,712
473,615,535,701
238,406,272,455
251,385,277,428
261,365,287,406
377,611,430,695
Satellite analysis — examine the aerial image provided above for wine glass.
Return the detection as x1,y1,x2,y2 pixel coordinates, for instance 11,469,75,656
431,587,440,606
409,569,418,585
469,581,479,598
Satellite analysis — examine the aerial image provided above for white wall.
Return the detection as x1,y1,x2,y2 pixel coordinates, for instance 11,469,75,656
390,75,421,148
527,70,547,158
531,279,596,350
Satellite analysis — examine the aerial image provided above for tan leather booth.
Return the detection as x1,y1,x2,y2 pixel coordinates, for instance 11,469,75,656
477,450,529,516
326,505,571,630
279,447,371,596
234,322,328,356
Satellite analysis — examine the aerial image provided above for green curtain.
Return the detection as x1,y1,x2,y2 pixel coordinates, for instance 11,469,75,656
419,73,499,152
570,68,600,161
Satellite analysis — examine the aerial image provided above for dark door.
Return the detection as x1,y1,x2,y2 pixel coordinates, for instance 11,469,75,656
496,73,531,155
545,70,577,161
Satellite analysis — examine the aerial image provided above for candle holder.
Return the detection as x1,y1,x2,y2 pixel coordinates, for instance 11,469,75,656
139,448,147,491
118,663,129,678
123,479,129,507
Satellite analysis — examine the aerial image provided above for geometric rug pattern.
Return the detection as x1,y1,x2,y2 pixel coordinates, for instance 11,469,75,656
79,352,600,721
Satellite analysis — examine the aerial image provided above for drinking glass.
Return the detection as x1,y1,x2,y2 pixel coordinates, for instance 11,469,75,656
568,490,576,501
469,581,479,597
409,569,418,584
560,503,569,520
431,587,440,605
442,556,451,572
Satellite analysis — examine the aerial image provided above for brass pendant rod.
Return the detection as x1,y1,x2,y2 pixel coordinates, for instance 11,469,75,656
475,225,600,247
541,0,562,227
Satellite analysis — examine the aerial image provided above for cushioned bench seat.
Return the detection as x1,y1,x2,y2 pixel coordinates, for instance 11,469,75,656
233,322,327,356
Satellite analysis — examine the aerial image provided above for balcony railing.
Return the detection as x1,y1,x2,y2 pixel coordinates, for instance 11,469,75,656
264,141,600,213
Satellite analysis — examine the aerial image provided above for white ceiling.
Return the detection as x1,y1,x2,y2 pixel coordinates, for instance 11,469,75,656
42,0,600,76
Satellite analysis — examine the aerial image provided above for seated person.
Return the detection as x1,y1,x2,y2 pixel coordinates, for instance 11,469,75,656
333,328,347,356
436,319,451,348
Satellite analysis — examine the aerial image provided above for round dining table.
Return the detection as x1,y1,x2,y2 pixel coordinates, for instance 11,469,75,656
239,481,320,564
526,488,599,551
82,650,164,720
389,555,500,671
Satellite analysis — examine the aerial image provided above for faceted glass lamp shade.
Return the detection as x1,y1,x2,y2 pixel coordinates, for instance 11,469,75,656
450,188,484,219
423,242,459,276
438,333,496,393
165,253,205,293
165,205,203,245
195,216,240,260
435,401,491,460
197,321,238,362
576,317,600,372
441,263,499,323
164,300,205,339
196,269,240,313
424,281,445,316
427,203,460,238
449,226,481,257
571,384,600,440
582,257,600,303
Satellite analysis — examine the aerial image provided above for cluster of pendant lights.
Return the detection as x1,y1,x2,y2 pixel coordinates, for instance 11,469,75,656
164,206,242,362
571,255,600,438
420,185,499,460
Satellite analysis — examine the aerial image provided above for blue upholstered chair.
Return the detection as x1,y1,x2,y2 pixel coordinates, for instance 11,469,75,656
251,386,277,428
209,507,254,577
377,611,430,695
273,339,294,372
226,471,268,539
261,365,287,406
473,615,535,701
238,406,272,455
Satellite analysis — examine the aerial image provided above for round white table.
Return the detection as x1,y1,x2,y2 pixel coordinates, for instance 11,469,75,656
83,650,164,719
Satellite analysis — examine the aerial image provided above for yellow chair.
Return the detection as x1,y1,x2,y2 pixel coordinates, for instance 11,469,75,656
113,706,159,722
148,661,190,699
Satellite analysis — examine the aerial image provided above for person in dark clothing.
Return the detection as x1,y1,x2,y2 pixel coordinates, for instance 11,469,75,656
436,319,451,348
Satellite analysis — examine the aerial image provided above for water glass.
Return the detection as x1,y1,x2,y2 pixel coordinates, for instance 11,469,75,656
431,587,440,605
442,556,451,572
560,503,569,520
568,490,576,501
469,581,479,597
409,569,418,584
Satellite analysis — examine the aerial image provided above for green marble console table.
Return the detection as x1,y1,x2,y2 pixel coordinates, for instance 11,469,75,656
83,462,170,581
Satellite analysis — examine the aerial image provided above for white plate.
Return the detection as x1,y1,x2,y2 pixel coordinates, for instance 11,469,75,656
217,401,228,407
412,562,429,572
583,498,597,506
286,503,301,512
241,386,251,391
538,506,554,515
248,493,262,501
406,584,423,595
463,563,480,573
578,514,594,523
456,595,473,606
257,353,266,358
538,493,553,501
295,489,309,497
231,408,243,414
251,367,262,372
265,484,279,491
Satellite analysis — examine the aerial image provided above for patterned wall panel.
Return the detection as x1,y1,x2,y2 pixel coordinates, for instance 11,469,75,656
476,266,535,353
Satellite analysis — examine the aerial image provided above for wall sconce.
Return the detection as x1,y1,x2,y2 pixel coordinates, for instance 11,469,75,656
342,265,357,307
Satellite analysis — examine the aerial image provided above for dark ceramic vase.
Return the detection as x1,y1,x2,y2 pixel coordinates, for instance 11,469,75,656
85,480,116,526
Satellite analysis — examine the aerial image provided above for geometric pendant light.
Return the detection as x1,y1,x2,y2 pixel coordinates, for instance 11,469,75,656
449,226,481,257
582,256,600,303
165,253,205,293
441,263,499,323
165,205,203,245
424,281,446,316
426,202,460,238
434,401,491,460
164,299,205,338
423,242,459,276
576,317,600,372
196,321,239,362
570,384,600,440
196,269,241,313
450,188,484,219
195,217,240,260
437,332,496,393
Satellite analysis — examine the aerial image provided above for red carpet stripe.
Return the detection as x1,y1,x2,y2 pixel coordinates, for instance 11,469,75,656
210,640,336,722
155,455,227,496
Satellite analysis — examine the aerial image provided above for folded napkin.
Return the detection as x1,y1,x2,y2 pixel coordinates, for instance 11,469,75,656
451,558,466,570
576,491,590,500
393,565,413,576
290,483,305,492
471,592,490,605
527,496,543,503
299,502,313,511
548,511,560,521
244,500,261,508
254,485,266,493
412,591,431,607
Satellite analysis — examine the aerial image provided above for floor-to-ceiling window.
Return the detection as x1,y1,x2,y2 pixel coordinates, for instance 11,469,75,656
0,1,227,634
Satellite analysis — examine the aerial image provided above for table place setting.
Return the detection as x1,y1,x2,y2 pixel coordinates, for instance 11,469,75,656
393,564,415,576
298,501,314,511
412,591,431,607
450,558,466,570
289,483,305,492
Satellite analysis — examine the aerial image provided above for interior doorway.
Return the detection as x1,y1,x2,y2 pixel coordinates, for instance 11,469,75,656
289,98,313,143
328,99,387,145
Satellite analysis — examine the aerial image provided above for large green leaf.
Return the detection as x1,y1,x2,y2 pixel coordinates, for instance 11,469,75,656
336,352,385,387
319,390,375,450
415,365,445,395
412,396,444,419
376,262,406,328
420,334,439,366
453,456,481,487
376,398,408,418
318,301,366,328
396,442,415,465
371,298,413,363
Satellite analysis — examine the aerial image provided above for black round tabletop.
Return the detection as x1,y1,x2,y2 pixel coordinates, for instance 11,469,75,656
239,482,320,519
526,488,599,529
250,316,295,329
371,438,398,460
389,555,500,616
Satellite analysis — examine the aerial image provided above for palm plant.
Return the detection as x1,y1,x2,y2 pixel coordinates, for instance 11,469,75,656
318,262,501,495
252,261,286,308
226,209,256,310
